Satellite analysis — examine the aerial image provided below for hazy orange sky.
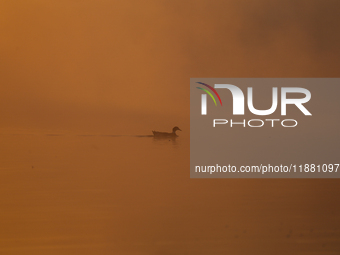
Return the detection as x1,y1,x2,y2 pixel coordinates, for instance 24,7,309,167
1,0,339,134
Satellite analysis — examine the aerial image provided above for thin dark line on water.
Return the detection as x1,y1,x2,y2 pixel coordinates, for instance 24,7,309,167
98,135,124,137
40,134,156,138
76,134,154,138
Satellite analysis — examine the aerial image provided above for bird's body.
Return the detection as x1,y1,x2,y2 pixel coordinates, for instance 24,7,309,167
152,126,181,138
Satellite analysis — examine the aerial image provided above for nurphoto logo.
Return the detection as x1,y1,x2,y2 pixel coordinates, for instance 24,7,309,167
191,78,339,178
196,82,312,128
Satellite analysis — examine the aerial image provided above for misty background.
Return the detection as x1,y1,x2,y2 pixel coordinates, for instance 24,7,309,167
1,1,340,254
1,0,339,134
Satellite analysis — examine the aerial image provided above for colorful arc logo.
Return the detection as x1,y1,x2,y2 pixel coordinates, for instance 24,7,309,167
196,82,222,106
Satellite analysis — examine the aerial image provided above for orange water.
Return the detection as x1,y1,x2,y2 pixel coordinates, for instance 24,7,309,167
0,133,339,254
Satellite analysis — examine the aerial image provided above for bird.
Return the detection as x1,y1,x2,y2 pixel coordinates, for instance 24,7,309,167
152,126,182,138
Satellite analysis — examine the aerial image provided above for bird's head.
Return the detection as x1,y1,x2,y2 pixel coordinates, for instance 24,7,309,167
173,126,182,132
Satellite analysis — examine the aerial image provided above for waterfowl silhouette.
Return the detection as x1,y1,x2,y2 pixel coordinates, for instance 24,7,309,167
152,126,182,138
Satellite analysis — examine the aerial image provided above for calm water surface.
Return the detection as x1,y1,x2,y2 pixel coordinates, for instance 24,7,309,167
0,133,339,254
